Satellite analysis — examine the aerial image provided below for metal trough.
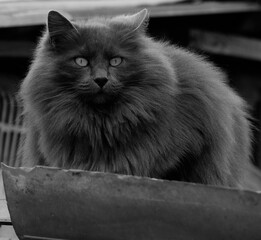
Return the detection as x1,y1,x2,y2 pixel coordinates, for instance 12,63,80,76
2,164,261,240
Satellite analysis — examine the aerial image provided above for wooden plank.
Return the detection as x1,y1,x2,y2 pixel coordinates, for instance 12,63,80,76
0,170,19,239
0,200,10,224
0,170,11,224
189,29,261,61
0,225,18,240
2,165,261,240
0,1,260,28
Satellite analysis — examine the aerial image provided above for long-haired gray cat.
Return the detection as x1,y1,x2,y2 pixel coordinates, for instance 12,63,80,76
19,9,251,187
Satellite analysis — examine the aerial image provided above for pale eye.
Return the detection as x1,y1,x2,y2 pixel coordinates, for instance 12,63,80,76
75,57,88,67
110,57,122,67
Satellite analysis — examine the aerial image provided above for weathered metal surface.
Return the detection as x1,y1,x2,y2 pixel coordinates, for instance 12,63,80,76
2,164,261,240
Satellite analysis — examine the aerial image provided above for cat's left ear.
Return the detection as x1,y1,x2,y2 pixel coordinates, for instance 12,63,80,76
129,9,149,33
47,10,78,47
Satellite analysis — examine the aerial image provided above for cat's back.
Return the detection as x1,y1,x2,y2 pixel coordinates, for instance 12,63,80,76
164,43,250,134
163,43,251,181
164,44,246,110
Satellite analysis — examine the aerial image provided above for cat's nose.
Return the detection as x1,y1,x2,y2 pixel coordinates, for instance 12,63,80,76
94,77,108,88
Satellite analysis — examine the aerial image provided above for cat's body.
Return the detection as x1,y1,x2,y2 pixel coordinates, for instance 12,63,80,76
19,10,251,187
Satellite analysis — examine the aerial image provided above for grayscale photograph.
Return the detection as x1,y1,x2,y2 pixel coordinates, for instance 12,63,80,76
0,0,261,239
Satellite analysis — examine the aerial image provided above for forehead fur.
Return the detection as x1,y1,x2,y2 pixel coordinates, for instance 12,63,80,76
75,13,145,36
74,18,120,53
45,16,141,58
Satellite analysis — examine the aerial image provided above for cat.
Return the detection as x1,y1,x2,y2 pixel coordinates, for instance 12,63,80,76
19,9,252,187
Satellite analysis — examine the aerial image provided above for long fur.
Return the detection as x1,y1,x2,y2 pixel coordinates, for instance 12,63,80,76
19,11,252,187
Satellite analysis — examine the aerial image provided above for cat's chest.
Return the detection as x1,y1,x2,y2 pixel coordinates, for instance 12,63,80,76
47,130,127,160
47,134,131,171
44,114,166,173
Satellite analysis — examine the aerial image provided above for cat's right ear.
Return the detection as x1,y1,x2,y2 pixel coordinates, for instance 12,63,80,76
47,10,78,47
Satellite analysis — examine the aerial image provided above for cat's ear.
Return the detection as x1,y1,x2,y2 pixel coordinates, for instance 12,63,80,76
47,10,78,47
128,9,149,33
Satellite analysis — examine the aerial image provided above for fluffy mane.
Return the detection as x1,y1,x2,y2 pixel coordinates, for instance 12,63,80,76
19,10,251,187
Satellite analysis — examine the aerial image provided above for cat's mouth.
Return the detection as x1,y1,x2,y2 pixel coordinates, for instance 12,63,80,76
77,88,119,107
92,90,109,103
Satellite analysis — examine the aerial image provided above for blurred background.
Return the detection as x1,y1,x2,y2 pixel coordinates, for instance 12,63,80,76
0,0,261,175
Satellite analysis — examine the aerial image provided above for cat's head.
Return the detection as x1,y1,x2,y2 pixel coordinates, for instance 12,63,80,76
50,10,150,102
22,9,176,123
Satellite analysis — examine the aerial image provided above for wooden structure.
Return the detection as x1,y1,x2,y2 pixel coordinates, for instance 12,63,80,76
190,29,261,62
0,170,17,240
0,1,260,28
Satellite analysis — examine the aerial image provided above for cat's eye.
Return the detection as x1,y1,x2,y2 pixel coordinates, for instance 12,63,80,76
110,57,122,67
75,57,88,67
